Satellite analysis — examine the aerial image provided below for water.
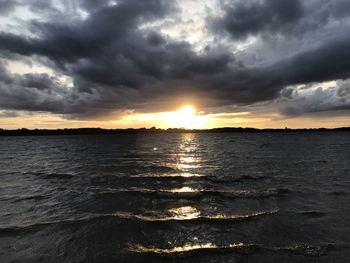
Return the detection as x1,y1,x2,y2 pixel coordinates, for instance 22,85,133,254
0,133,350,262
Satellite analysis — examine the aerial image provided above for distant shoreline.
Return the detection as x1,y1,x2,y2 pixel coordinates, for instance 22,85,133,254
1,127,350,136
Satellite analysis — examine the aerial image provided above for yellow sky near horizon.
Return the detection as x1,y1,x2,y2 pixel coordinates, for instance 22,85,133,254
1,105,349,130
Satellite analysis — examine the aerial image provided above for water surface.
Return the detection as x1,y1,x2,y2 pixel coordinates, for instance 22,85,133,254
1,133,350,262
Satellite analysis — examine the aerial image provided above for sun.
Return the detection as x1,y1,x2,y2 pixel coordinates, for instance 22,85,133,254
161,105,206,129
177,105,196,116
117,105,208,129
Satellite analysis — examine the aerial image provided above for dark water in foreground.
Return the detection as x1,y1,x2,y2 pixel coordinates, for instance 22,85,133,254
1,133,350,262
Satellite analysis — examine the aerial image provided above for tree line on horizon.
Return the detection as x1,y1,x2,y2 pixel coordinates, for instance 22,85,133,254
0,127,350,136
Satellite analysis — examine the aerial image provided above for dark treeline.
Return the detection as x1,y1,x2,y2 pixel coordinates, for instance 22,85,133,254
1,127,350,136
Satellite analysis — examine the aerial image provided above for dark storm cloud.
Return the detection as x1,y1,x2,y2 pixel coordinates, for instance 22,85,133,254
279,79,350,116
0,0,57,16
212,0,350,39
1,0,173,62
281,88,350,116
211,0,303,40
0,0,19,15
175,34,350,105
20,73,61,91
0,0,350,118
0,63,67,113
337,81,350,97
78,0,111,12
280,87,296,100
0,0,236,117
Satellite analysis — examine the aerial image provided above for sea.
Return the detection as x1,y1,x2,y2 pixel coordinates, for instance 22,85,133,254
0,132,350,262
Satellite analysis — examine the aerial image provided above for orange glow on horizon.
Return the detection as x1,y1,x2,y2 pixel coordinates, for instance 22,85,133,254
119,105,208,129
1,108,350,130
160,105,207,129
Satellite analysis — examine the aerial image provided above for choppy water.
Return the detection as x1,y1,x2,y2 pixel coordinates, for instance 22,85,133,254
1,133,350,262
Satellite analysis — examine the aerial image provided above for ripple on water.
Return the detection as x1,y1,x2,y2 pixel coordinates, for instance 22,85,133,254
129,242,346,257
87,186,291,200
95,208,279,222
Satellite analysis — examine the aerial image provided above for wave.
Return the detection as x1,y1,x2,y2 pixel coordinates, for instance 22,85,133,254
327,190,347,196
44,173,74,179
239,174,268,181
129,242,247,254
14,194,49,202
129,242,346,257
0,215,106,236
0,210,266,236
23,172,75,180
130,172,205,179
96,209,278,222
125,173,270,182
297,210,326,218
88,187,290,199
0,194,49,202
0,222,57,236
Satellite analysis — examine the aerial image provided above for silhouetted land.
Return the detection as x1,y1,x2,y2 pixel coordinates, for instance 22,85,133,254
1,127,350,136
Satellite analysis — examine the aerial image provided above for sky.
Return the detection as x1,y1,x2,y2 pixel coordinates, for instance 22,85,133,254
0,0,350,129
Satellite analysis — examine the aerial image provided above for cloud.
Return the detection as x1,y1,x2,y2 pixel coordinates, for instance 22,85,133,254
0,0,350,120
280,80,350,116
212,0,350,40
0,0,19,15
0,110,19,118
211,0,303,40
0,0,236,117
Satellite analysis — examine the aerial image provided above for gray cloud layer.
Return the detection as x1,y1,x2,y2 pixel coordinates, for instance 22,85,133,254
280,80,350,116
0,0,350,118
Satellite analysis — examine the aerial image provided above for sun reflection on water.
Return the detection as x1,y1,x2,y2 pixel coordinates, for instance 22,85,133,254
168,206,201,220
176,133,202,171
178,172,204,178
130,242,246,254
169,186,199,193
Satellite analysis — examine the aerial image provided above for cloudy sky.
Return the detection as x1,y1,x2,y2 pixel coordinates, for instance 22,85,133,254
0,0,350,129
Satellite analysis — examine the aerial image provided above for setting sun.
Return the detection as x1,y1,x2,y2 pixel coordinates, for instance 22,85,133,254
160,105,206,129
120,105,208,129
177,105,196,116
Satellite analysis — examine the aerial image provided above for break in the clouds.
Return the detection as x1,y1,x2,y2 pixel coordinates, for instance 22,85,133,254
0,0,350,120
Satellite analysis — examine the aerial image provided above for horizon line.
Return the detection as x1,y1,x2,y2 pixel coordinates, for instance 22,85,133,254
1,126,350,136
